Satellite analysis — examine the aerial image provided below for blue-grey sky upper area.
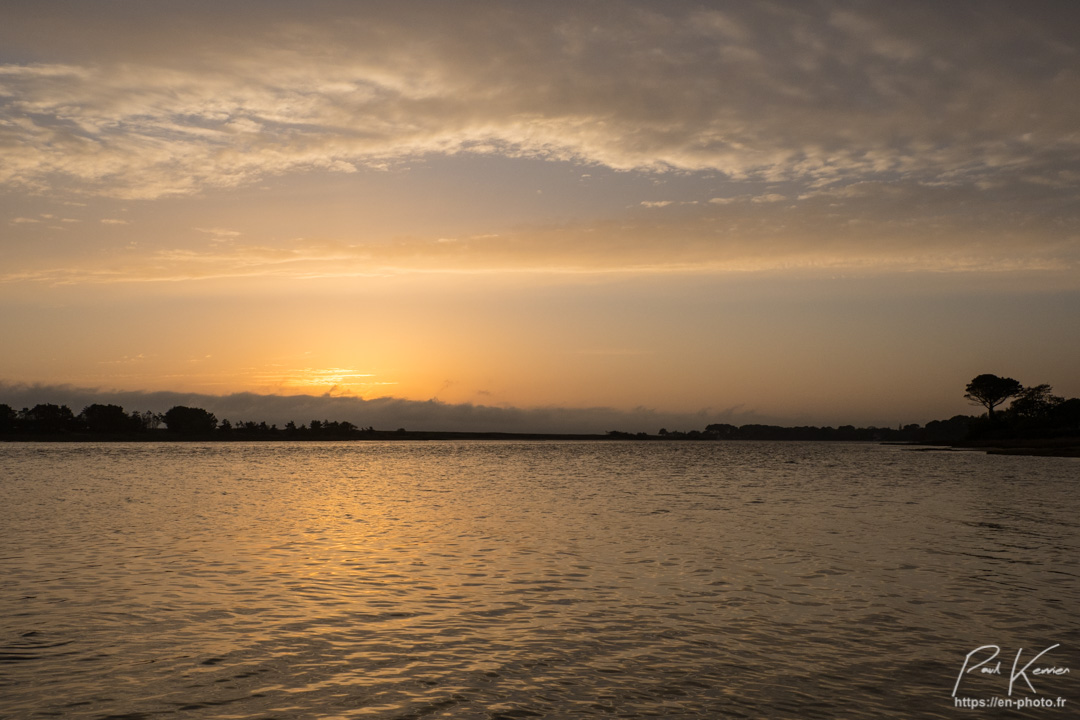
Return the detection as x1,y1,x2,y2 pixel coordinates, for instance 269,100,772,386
4,1,1077,234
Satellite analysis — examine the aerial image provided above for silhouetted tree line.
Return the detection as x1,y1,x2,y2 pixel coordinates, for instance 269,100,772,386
0,402,379,440
961,374,1080,442
608,421,971,443
3,374,1076,444
613,374,1078,445
0,403,159,436
218,417,378,440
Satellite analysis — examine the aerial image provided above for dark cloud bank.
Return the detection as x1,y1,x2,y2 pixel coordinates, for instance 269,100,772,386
0,382,780,435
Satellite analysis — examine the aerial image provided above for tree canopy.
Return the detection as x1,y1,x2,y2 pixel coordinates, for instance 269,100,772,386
964,374,1023,419
162,405,218,435
81,403,141,434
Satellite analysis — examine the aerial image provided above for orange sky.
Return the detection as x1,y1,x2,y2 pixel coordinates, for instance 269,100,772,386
2,1,1078,430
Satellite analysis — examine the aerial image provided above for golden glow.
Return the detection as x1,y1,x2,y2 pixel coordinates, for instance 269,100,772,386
247,367,380,396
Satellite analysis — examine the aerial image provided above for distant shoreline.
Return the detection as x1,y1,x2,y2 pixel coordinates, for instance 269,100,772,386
953,438,1080,458
0,430,615,443
4,431,1078,457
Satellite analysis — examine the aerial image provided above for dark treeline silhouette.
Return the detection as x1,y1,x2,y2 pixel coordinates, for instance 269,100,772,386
2,375,1077,450
960,375,1080,446
0,402,383,440
219,418,379,440
0,403,156,437
608,419,971,444
614,374,1076,448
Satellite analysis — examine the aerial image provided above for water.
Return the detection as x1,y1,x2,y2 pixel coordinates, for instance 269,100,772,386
1,441,1077,718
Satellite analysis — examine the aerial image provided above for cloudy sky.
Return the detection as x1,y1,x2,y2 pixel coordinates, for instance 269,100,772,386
2,0,1078,430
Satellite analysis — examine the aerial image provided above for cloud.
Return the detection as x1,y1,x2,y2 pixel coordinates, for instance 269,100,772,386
0,381,780,434
195,227,241,243
1,2,1078,199
98,353,147,365
640,200,698,208
0,2,1074,286
2,180,1076,287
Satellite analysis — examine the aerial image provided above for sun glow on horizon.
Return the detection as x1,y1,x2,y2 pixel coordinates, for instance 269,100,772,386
246,367,381,396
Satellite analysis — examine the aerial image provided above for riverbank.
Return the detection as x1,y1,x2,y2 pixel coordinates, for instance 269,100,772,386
5,431,1079,456
954,437,1080,458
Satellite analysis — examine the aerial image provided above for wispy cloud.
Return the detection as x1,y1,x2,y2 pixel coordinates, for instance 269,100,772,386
196,227,241,237
1,2,1078,200
1,189,1076,287
0,2,1075,289
98,353,148,365
247,366,376,392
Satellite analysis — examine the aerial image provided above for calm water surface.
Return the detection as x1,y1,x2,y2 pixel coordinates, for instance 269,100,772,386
1,441,1077,719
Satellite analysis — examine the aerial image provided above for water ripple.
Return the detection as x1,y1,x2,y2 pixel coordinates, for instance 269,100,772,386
1,441,1077,718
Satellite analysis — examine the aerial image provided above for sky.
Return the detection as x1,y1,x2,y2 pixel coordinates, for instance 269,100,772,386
2,0,1078,432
